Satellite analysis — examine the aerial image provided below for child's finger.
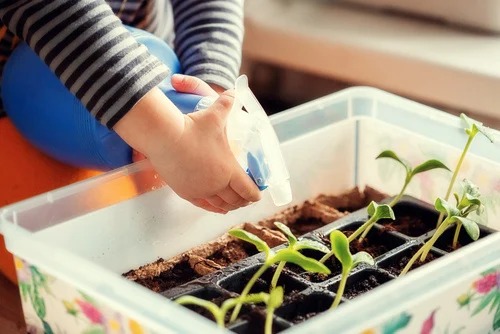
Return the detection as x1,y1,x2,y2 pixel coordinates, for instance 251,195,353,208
229,169,261,203
171,74,219,97
192,198,228,214
206,194,238,212
218,187,250,207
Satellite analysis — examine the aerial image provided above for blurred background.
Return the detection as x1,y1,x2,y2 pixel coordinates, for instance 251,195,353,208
242,0,500,128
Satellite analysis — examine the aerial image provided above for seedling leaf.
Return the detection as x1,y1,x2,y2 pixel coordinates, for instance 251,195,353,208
351,251,374,267
294,239,330,253
273,249,331,274
435,198,460,218
368,201,395,221
411,159,450,176
376,150,411,173
229,229,271,259
453,193,460,206
329,231,352,268
461,114,496,143
455,217,480,241
268,286,284,309
461,179,480,197
274,222,296,246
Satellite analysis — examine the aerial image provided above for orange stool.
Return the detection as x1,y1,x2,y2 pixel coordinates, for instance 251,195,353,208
0,118,141,283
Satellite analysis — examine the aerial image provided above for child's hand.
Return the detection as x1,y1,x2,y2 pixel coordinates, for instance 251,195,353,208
115,84,261,214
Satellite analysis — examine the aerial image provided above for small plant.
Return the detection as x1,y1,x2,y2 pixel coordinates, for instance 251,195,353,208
271,222,330,289
228,229,330,322
175,287,284,334
327,231,374,308
436,114,495,228
400,180,483,276
327,201,395,246
359,150,450,238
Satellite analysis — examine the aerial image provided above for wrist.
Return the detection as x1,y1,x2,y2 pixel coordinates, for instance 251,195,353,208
113,87,185,157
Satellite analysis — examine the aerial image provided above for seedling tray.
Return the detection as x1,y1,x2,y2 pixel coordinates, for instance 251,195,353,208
156,195,496,333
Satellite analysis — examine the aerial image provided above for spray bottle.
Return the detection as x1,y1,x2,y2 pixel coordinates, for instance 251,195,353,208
1,27,292,206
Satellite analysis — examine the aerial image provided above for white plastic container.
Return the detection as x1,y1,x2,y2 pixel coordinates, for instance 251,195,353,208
3,87,500,333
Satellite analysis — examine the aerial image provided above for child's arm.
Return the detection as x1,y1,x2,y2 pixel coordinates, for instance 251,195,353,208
170,0,244,91
0,1,260,213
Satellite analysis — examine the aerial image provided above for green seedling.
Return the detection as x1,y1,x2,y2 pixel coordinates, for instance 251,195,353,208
360,150,450,238
436,114,495,228
175,290,277,330
330,201,395,247
264,286,284,334
271,222,330,289
228,229,330,322
327,231,374,308
400,181,482,276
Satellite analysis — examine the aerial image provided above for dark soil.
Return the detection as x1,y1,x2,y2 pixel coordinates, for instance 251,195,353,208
336,271,393,299
207,241,258,267
381,215,433,237
220,266,307,295
275,293,334,324
334,228,404,259
288,217,326,236
133,261,200,293
230,309,288,334
382,248,439,276
183,295,228,322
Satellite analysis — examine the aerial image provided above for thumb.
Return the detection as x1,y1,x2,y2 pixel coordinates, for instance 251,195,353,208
203,89,235,123
171,74,219,97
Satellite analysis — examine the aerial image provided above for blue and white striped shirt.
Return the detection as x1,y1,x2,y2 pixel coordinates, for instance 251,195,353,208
0,0,244,128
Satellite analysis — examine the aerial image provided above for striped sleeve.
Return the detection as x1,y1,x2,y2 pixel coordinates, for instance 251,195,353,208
0,0,170,129
171,0,244,90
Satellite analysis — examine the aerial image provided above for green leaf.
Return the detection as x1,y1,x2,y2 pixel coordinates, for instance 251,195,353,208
489,292,500,314
411,159,450,176
268,286,284,309
381,312,412,334
472,292,497,316
294,239,329,253
455,217,480,241
272,249,330,274
376,150,412,174
352,251,374,268
368,202,395,221
229,229,271,259
329,231,352,269
273,222,297,246
461,179,480,197
454,193,461,206
42,320,55,334
78,290,98,306
494,304,500,330
19,282,30,303
33,293,46,319
461,113,496,143
435,198,460,217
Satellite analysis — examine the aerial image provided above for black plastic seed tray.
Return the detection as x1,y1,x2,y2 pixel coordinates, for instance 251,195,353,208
161,195,497,333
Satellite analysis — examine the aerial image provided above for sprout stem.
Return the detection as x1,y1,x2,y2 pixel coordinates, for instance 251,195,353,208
271,262,286,290
348,215,377,243
420,219,450,262
230,264,269,322
453,222,463,249
265,306,275,334
331,268,349,309
437,134,475,228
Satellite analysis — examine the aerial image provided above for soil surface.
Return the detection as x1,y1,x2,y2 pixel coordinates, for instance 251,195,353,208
288,217,326,236
276,293,333,324
207,241,258,267
342,273,392,299
131,260,200,293
286,259,342,283
336,230,394,258
232,309,287,334
383,250,438,276
381,215,433,237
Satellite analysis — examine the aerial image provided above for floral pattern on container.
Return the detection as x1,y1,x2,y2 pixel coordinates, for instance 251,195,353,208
457,267,500,332
15,257,149,334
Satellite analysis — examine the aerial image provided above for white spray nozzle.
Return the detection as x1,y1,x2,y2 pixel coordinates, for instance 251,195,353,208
226,75,292,206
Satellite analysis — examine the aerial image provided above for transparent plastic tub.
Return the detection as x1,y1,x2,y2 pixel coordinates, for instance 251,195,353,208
2,87,500,333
